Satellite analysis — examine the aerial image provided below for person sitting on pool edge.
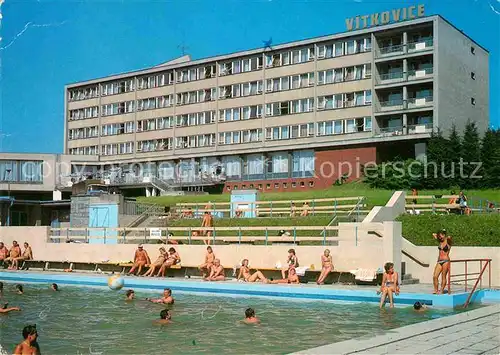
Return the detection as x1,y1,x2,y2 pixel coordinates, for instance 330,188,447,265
143,247,167,277
0,302,21,314
237,259,267,283
199,246,216,278
156,247,181,277
378,262,400,309
14,324,40,355
125,289,135,301
269,266,300,284
154,309,172,325
146,288,174,304
204,259,225,281
128,244,151,276
242,308,260,324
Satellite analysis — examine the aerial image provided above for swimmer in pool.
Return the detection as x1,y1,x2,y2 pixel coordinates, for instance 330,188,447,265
153,309,172,325
15,284,23,295
0,303,21,314
413,301,427,312
241,307,260,324
125,289,135,301
237,259,267,283
204,259,226,281
14,324,40,355
51,283,59,291
269,267,300,284
146,288,174,304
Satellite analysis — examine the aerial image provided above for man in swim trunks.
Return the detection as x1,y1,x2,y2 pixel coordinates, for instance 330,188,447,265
199,246,215,278
153,309,172,325
237,259,267,283
5,241,21,269
269,267,299,284
14,324,40,355
242,308,260,324
204,259,225,281
146,288,174,304
128,244,151,276
12,242,33,270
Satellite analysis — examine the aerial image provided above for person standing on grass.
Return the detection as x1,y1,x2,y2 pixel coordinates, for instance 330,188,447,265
433,229,452,294
316,249,333,285
378,262,400,308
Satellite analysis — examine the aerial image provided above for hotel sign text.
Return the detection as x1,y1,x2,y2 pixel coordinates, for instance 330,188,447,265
346,4,425,31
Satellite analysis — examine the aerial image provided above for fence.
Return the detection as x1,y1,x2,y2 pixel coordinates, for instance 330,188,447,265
404,195,499,215
175,196,367,219
49,223,385,246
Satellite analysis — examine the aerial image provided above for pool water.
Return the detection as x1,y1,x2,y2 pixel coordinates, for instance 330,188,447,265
0,283,478,354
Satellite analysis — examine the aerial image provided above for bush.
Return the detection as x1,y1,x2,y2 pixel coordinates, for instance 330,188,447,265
397,214,500,246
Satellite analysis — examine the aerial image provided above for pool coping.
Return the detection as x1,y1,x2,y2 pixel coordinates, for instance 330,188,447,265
2,270,494,308
291,304,500,354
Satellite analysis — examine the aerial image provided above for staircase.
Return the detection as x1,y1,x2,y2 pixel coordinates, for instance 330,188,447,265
401,273,420,285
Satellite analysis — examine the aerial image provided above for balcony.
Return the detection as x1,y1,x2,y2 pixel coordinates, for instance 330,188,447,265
407,67,433,81
378,98,404,112
408,38,434,53
377,71,404,84
407,96,433,109
377,66,433,86
408,123,434,134
376,37,434,59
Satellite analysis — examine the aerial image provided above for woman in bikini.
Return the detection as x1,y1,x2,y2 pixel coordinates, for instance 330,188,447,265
379,262,400,308
316,249,333,285
156,248,181,277
433,229,452,294
237,259,268,283
143,247,167,277
12,242,33,270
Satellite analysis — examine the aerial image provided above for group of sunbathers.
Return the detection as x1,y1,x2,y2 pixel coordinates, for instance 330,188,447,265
127,244,181,277
0,240,33,270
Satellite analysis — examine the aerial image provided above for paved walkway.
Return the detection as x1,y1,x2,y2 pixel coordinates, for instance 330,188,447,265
294,304,500,355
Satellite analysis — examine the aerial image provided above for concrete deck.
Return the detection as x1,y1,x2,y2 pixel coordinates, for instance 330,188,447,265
294,304,500,355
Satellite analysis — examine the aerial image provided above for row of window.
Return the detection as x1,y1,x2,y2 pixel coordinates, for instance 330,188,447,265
68,37,372,102
69,90,372,139
70,66,370,118
0,160,44,183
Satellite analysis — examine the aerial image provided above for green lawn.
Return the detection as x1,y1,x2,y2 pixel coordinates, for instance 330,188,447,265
139,182,500,209
398,214,500,247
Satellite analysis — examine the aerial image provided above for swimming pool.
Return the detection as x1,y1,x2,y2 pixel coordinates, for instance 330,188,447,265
0,283,479,354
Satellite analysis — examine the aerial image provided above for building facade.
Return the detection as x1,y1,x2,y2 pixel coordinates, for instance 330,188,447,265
64,14,489,192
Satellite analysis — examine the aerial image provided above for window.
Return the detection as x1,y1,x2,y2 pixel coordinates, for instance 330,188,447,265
309,181,314,187
471,97,476,105
283,182,288,189
68,86,99,101
274,183,279,189
471,72,476,80
266,184,271,189
291,182,297,188
471,46,475,55
69,106,98,120
300,181,305,187
258,184,262,190
292,150,314,178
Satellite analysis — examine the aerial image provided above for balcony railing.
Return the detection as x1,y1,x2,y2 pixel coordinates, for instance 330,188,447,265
407,67,434,80
407,95,434,109
375,126,405,137
378,98,404,111
376,37,434,58
377,67,433,85
408,123,434,134
379,44,404,56
408,38,434,52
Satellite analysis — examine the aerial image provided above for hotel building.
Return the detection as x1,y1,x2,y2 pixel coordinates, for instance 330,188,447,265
64,13,489,193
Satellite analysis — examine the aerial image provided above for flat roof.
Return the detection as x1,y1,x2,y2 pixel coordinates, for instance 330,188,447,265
66,14,488,89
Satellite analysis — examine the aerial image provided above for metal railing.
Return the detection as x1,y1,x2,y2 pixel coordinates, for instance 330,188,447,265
379,44,404,55
407,67,434,80
407,96,434,108
378,71,404,82
405,195,500,215
447,259,492,308
377,38,433,58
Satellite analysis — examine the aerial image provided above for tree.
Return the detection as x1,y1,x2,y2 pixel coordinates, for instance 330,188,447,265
424,130,450,189
447,125,462,187
460,121,481,188
481,129,500,188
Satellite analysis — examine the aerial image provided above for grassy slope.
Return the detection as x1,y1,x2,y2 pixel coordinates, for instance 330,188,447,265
398,214,500,247
137,183,500,246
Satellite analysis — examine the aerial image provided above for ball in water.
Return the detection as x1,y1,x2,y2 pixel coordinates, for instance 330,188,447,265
107,275,124,291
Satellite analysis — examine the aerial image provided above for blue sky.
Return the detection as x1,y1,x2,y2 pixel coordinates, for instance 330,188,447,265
0,0,499,153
